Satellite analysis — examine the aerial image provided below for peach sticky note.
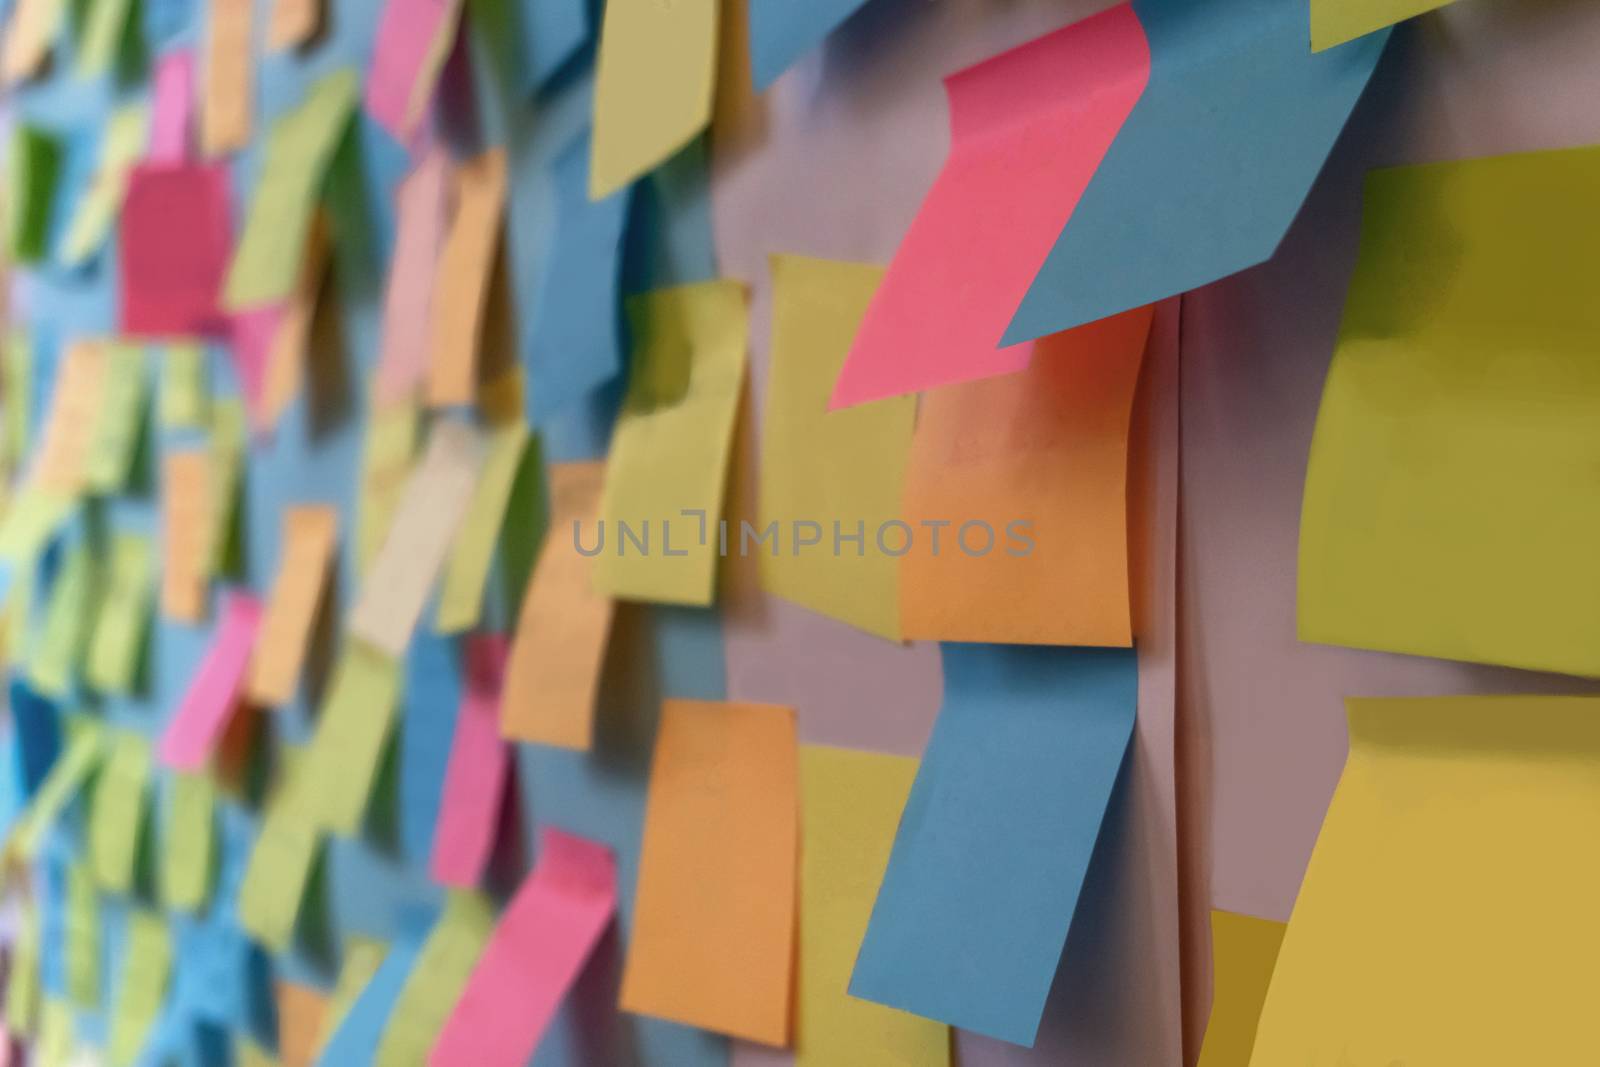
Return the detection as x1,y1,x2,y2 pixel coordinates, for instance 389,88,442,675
376,148,449,406
828,7,1148,408
200,0,254,156
620,699,798,1045
501,460,614,751
268,0,322,50
366,0,463,143
430,635,512,888
32,340,109,493
248,505,338,707
429,829,617,1067
426,148,508,407
899,305,1152,646
161,448,211,622
158,590,262,769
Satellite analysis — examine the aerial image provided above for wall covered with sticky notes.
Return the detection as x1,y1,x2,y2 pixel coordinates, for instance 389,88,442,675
0,0,1595,1064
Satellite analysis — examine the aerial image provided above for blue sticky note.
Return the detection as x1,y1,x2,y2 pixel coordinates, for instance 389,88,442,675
10,679,62,796
398,632,462,867
523,0,589,92
1003,0,1390,344
748,0,871,89
313,932,425,1067
848,644,1137,1046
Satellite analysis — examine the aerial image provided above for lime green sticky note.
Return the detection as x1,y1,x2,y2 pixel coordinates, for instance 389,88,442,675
109,909,172,1066
238,767,323,953
223,69,359,309
0,489,76,565
89,731,153,894
27,541,99,699
318,936,388,1053
206,398,247,577
2,330,33,472
160,342,210,430
59,104,148,264
84,343,149,493
236,1037,282,1067
373,892,495,1067
160,770,215,913
86,533,154,695
5,901,40,1036
301,640,402,835
9,715,105,859
435,422,530,633
75,0,138,77
35,997,74,1067
356,395,419,576
7,124,62,263
65,861,100,1011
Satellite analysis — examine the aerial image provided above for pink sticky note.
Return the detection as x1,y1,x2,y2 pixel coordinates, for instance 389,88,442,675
120,164,233,337
376,148,450,405
429,635,512,887
228,305,282,431
366,0,458,143
158,591,264,770
149,51,196,163
430,828,617,1067
828,7,1150,408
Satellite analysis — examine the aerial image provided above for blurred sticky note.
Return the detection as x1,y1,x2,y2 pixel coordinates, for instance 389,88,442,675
1299,147,1600,677
748,0,869,89
276,982,328,1067
436,423,528,633
318,937,390,1052
149,50,196,163
65,862,99,1010
373,892,495,1067
204,399,247,575
120,164,233,336
259,215,330,432
2,0,66,82
7,125,61,263
27,541,96,698
301,640,403,835
108,910,171,1066
76,0,137,76
3,331,32,472
900,306,1150,646
376,148,449,406
349,419,484,657
621,699,797,1044
759,256,912,640
160,342,210,428
426,148,507,407
366,0,463,142
160,771,216,913
316,937,417,1066
59,105,149,266
239,759,323,951
200,0,255,155
589,0,716,200
798,746,947,1067
431,828,617,1066
86,532,155,694
33,340,109,493
850,644,1136,1045
829,8,1145,407
5,903,39,1035
355,393,420,575
268,0,322,50
429,635,511,887
223,69,359,309
84,343,148,494
1252,697,1600,1064
249,505,337,705
0,490,75,571
162,448,211,620
89,730,153,893
1313,0,1453,50
1197,910,1285,1067
10,717,104,859
158,590,262,769
594,281,746,606
1004,0,1389,345
501,460,613,750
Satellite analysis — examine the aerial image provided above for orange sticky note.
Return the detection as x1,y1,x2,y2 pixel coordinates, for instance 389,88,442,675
161,449,211,622
248,505,338,707
501,461,614,751
259,215,329,434
427,149,508,408
267,0,322,50
200,0,254,156
32,340,109,493
620,699,797,1045
275,981,328,1067
899,305,1152,646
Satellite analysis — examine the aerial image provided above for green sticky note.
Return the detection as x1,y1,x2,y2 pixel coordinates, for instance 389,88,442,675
302,640,402,835
10,715,105,859
7,124,62,263
436,422,530,633
65,861,99,1011
27,541,99,699
84,343,148,493
373,892,495,1067
75,0,138,77
159,342,209,429
86,532,154,694
0,488,76,565
5,902,40,1037
237,768,323,953
160,770,215,913
223,69,359,309
206,398,247,576
35,997,74,1067
109,909,172,1066
235,1037,283,1067
89,730,153,894
318,936,388,1053
59,104,148,264
2,330,33,473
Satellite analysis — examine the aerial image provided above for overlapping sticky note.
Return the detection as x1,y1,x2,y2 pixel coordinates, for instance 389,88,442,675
85,343,148,494
33,340,110,493
850,644,1136,1046
366,0,463,143
65,863,99,1009
160,771,216,913
430,636,511,887
249,505,337,706
1313,0,1456,51
3,0,67,83
436,423,530,633
28,541,97,698
355,392,421,573
427,148,508,407
238,757,323,952
60,105,149,266
620,699,797,1044
149,51,196,162
1197,911,1285,1067
1252,697,1600,1064
373,892,495,1067
1299,146,1600,678
109,909,172,1065
158,590,262,769
316,935,419,1066
376,148,449,405
299,640,403,835
277,982,329,1067
10,717,104,859
89,730,153,893
86,532,155,694
759,256,913,640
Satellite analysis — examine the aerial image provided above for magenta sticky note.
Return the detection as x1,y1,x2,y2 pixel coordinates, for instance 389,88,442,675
149,51,196,163
430,828,618,1067
158,591,264,771
366,0,457,143
119,164,233,337
429,635,512,888
827,6,1149,408
376,147,450,405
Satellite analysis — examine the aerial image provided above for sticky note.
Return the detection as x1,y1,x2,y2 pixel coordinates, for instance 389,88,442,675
366,0,463,142
318,938,388,1051
501,460,613,750
426,149,508,407
84,343,148,494
798,746,947,1067
850,644,1137,1046
621,699,797,1044
86,532,155,694
276,982,328,1067
435,424,528,633
59,105,149,266
1197,911,1285,1067
5,902,39,1035
2,0,66,82
375,148,449,406
268,0,322,50
355,394,420,575
228,307,281,429
300,640,403,835
89,730,153,893
161,448,210,621
2,331,32,473
32,340,110,493
64,862,99,1010
200,0,255,156
9,717,104,859
594,281,746,606
108,910,172,1066
223,69,359,309
748,0,869,89
1003,0,1390,345
37,998,73,1067
238,763,323,952
27,542,96,698
349,419,485,657
259,216,330,432
204,399,247,575
160,771,216,913
430,828,617,1066
76,0,137,75
1313,0,1453,50
7,125,61,263
158,590,262,769
759,256,913,639
1300,147,1600,677
373,892,495,1067
119,164,233,336
159,343,210,429
429,636,510,886
149,50,196,163
316,937,417,1066
248,505,337,706
590,0,717,200
0,490,75,572
1252,697,1600,1064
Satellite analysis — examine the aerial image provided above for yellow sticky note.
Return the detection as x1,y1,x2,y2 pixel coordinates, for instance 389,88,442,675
33,340,110,493
5,900,40,1036
1252,696,1600,1065
372,891,495,1067
1197,911,1285,1067
84,342,148,494
205,398,247,576
249,504,338,706
60,106,148,265
27,541,97,699
1312,0,1452,51
797,745,946,1067
200,0,255,155
65,861,99,1011
161,771,216,913
260,215,330,433
86,532,154,695
300,640,403,835
426,149,507,408
590,0,717,200
9,716,105,859
1299,147,1600,677
594,281,746,606
109,909,172,1066
759,256,913,640
76,0,138,76
36,998,74,1067
238,762,323,953
160,342,210,430
317,937,388,1052
2,0,67,84
356,392,420,576
0,488,75,567
435,422,529,634
161,448,211,622
267,0,322,50
89,730,153,894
